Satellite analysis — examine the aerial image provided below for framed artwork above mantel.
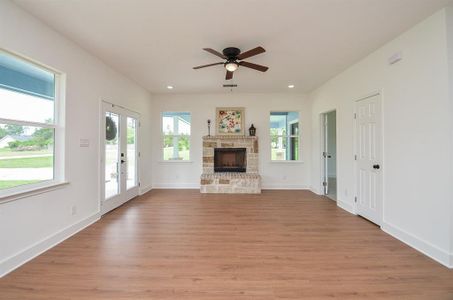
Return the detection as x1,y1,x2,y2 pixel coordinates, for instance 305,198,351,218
215,107,245,136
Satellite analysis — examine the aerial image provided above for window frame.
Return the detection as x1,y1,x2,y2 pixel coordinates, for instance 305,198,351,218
0,49,66,201
161,111,192,162
269,111,301,162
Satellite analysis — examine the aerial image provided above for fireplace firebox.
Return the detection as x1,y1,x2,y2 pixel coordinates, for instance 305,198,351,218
214,148,246,172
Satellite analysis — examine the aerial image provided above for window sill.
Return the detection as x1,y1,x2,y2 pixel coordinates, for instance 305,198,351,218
158,160,194,164
0,181,69,204
269,160,305,164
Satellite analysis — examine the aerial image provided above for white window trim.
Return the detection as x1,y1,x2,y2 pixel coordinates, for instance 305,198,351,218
158,160,194,164
0,181,69,204
0,50,66,202
161,112,191,162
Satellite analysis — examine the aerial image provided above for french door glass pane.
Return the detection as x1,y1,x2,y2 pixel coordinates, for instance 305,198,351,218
0,124,54,190
105,112,119,198
127,117,137,189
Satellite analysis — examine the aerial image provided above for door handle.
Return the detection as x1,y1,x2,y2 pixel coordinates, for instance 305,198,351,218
373,164,380,170
121,159,126,164
323,152,332,158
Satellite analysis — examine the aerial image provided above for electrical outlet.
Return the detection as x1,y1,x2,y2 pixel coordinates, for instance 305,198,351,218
71,205,77,216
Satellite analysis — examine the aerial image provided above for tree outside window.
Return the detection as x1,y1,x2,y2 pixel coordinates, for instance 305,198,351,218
162,112,191,161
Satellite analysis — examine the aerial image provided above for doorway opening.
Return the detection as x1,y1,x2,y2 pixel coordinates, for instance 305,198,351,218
321,110,337,201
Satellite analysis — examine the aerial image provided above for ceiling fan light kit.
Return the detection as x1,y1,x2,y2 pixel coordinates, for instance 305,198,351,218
225,62,239,72
193,46,269,80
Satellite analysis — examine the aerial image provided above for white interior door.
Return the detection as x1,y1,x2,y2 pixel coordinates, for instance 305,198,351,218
355,94,382,225
101,102,139,215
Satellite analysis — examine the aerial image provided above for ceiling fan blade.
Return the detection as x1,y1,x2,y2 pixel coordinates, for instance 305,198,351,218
237,46,265,60
239,61,269,72
193,62,224,69
203,48,226,59
225,70,233,80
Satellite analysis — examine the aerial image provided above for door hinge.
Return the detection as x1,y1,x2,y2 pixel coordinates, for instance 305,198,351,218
138,152,141,157
139,182,141,187
354,196,357,203
354,154,357,161
354,113,357,119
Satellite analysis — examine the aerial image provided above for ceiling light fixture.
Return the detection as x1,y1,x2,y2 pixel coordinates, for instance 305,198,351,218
225,62,239,72
288,84,295,89
167,85,174,90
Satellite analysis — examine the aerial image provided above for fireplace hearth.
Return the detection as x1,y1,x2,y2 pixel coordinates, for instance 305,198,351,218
214,148,246,172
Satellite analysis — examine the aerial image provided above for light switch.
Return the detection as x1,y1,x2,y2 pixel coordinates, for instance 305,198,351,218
80,139,90,147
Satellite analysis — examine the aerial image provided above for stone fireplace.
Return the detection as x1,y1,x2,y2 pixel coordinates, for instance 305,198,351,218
201,135,261,193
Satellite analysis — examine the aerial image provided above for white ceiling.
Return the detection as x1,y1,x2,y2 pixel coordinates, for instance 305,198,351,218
13,0,452,94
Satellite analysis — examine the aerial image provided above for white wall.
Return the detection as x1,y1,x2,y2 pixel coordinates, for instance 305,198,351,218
310,9,453,267
446,5,453,267
151,93,311,189
0,0,153,276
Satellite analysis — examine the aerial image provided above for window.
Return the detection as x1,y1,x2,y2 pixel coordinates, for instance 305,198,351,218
162,112,191,161
270,112,300,161
0,50,63,195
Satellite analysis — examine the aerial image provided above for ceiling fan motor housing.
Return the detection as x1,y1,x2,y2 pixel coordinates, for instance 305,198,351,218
223,47,241,59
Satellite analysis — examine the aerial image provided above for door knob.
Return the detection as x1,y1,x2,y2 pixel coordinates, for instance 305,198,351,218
373,164,380,170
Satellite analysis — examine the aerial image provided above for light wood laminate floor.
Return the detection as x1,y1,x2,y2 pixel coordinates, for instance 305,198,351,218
1,190,452,299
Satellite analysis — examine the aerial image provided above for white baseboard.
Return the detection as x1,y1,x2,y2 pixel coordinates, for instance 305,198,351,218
152,183,199,189
139,185,152,195
0,212,100,278
262,184,309,190
382,221,452,269
337,200,356,215
310,187,322,195
152,183,310,190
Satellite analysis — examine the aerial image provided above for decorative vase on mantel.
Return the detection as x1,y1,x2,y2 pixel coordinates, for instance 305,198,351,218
249,124,256,136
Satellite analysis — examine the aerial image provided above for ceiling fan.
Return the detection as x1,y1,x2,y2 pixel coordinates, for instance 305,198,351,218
193,46,269,80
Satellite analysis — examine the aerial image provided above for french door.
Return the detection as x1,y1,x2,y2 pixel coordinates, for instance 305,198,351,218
355,94,382,225
101,102,139,215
